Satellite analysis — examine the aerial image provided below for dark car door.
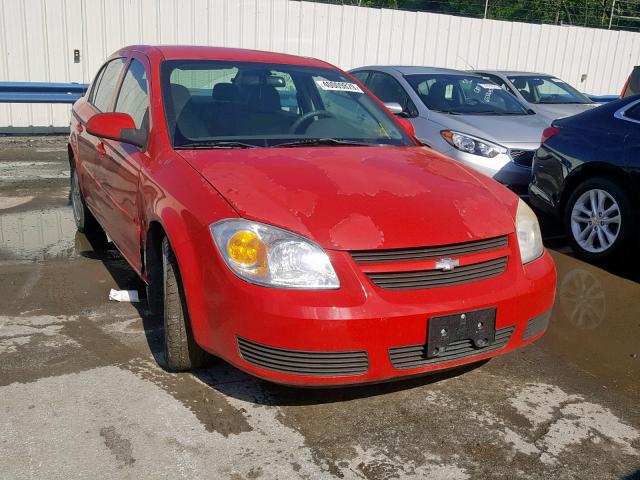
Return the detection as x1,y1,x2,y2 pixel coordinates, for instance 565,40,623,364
617,100,640,172
96,55,151,273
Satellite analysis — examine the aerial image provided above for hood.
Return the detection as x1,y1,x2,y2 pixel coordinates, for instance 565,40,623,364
179,146,518,250
428,111,549,146
532,103,598,122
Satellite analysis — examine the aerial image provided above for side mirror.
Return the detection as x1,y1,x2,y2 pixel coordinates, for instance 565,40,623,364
396,116,416,139
384,102,404,115
86,112,145,148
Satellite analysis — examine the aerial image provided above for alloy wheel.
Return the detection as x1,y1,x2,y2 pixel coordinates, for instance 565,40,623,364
71,170,83,224
570,188,621,253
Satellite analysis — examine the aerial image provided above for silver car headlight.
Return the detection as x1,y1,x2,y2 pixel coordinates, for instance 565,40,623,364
516,199,543,264
441,130,507,158
210,219,340,289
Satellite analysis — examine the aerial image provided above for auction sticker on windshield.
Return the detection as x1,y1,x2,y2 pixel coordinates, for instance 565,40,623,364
316,80,364,93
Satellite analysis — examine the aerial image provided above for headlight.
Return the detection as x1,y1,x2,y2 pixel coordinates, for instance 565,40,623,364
441,131,507,158
210,219,340,289
516,199,543,264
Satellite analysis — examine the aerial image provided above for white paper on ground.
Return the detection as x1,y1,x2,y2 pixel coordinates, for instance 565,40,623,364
108,289,140,303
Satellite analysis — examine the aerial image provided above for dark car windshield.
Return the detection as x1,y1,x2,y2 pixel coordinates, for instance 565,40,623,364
404,74,530,115
507,75,591,104
161,60,412,149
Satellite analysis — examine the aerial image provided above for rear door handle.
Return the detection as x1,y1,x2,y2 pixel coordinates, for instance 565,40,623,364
96,142,106,156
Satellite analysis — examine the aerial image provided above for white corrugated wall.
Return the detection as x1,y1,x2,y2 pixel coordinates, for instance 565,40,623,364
1,0,639,129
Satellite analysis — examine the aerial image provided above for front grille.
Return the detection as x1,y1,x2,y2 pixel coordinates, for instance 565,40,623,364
350,236,508,264
389,326,514,370
366,257,507,290
510,149,535,167
237,337,369,376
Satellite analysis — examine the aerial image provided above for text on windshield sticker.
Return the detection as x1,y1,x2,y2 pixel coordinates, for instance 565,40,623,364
315,80,364,93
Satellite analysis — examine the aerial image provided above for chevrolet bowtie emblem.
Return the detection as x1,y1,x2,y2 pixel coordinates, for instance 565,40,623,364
435,257,460,271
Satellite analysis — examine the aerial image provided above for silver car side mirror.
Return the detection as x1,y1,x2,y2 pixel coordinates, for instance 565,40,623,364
384,102,404,115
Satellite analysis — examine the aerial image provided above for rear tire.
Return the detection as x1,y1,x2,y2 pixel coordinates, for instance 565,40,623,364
564,177,635,262
70,167,102,234
161,237,207,371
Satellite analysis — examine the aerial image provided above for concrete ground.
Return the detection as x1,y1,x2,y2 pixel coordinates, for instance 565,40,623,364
0,135,638,480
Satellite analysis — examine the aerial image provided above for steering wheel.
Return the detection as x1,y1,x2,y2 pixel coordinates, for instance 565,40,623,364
288,110,335,134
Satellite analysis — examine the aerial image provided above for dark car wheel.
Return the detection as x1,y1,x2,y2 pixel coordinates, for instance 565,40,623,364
161,237,207,371
564,177,635,261
70,167,102,234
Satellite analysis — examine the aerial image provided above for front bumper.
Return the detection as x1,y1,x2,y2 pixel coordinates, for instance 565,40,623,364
197,248,557,386
443,148,533,197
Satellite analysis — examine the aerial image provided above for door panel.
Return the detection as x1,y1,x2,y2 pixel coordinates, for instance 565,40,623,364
95,56,150,273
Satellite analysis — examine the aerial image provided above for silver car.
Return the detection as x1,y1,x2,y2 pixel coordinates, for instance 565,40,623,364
350,66,549,195
473,70,598,122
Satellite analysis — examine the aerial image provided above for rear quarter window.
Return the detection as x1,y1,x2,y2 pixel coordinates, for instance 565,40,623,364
91,58,126,112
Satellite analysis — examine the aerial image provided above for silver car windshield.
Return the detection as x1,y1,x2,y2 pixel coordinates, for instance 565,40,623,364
507,75,591,105
405,74,530,115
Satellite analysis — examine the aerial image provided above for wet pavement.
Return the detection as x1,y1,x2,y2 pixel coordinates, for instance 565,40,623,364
0,136,638,480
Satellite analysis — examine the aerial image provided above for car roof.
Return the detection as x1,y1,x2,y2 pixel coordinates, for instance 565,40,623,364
352,65,478,76
115,45,334,69
475,70,554,77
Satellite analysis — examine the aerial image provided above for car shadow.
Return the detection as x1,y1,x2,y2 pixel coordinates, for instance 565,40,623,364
190,360,489,407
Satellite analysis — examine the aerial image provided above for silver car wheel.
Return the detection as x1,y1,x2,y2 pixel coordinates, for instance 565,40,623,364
570,188,621,253
71,169,83,225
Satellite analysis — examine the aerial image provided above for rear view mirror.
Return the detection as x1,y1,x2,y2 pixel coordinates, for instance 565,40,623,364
86,112,145,148
266,76,286,87
384,102,404,115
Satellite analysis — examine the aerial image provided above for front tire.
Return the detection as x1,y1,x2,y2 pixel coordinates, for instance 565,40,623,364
564,177,635,261
161,237,207,371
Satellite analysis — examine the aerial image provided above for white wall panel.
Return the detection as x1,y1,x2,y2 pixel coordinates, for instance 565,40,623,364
1,0,639,129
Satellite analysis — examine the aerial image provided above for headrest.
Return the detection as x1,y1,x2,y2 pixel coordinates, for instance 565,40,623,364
247,85,281,113
212,83,239,102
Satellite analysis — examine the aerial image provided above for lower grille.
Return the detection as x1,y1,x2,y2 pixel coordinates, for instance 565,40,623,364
523,309,551,339
237,337,369,376
366,257,507,290
510,149,535,167
388,326,514,370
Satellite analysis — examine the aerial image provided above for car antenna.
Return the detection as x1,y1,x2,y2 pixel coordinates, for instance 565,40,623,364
457,55,475,70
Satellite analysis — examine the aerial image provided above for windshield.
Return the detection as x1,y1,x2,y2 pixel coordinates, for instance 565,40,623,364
507,75,591,104
161,60,412,149
404,74,530,115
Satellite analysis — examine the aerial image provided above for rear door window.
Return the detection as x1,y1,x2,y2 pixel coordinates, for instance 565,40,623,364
92,58,126,112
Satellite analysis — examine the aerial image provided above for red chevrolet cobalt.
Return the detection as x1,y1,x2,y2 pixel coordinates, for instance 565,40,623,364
69,45,556,386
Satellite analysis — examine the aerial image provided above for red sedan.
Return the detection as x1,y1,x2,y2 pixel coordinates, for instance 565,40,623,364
69,45,556,386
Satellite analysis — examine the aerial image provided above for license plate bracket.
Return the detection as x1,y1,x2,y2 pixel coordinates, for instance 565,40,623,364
427,308,496,358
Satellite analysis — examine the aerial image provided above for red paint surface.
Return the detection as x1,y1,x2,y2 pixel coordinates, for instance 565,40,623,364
69,45,556,386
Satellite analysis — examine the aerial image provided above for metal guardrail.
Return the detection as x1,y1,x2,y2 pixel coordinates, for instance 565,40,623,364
0,82,88,104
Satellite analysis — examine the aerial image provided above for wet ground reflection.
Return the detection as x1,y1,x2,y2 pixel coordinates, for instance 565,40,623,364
540,251,640,399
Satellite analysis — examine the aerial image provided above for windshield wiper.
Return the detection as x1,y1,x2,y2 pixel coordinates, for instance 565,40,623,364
175,141,259,149
273,138,375,148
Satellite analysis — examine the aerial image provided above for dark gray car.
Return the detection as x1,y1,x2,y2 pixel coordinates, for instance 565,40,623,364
350,66,549,195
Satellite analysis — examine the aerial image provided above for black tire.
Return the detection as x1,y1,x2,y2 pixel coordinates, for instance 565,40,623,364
70,167,102,234
161,237,207,371
564,177,635,262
